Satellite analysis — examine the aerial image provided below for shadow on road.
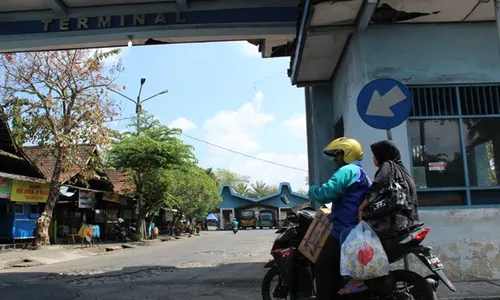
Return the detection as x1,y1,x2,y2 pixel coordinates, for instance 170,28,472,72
0,261,268,300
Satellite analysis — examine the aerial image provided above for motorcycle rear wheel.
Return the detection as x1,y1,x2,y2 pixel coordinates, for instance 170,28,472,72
262,266,289,300
391,270,435,300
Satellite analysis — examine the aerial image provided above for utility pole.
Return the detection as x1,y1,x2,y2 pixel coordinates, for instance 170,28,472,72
108,77,168,134
107,78,168,239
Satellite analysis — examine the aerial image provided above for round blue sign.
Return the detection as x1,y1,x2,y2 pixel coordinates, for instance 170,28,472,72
356,78,413,130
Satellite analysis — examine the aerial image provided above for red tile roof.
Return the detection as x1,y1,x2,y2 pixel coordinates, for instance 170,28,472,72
105,169,134,195
22,145,96,183
0,118,46,179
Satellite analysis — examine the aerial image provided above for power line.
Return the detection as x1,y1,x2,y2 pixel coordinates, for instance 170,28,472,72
108,117,308,172
180,132,308,173
252,70,287,91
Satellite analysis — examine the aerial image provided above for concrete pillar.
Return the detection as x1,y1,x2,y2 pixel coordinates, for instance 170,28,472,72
219,208,224,229
305,83,335,209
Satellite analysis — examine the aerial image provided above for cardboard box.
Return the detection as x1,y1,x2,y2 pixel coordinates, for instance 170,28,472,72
298,207,333,263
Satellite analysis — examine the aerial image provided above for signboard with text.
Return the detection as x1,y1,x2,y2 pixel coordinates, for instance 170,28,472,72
10,179,50,203
0,177,12,199
79,190,96,209
429,162,446,171
0,8,297,36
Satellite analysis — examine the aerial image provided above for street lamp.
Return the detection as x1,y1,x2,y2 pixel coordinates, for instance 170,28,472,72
107,78,169,133
107,77,168,240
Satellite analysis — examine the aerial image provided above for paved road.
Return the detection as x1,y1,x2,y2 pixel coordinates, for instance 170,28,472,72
0,230,276,300
1,229,498,300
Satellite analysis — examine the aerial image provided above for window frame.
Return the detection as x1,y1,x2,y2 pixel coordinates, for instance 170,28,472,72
407,83,500,208
14,203,24,215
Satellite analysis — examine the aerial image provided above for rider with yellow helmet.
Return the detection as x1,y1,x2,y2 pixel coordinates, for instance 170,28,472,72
308,137,371,300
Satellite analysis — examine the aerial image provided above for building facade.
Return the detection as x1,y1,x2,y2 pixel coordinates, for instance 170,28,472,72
307,22,500,280
218,182,309,230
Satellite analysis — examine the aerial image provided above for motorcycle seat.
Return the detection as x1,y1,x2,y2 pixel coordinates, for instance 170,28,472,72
408,222,425,230
381,222,426,241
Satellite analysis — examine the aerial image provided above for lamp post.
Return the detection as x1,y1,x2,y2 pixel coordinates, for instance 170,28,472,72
107,78,168,239
108,77,168,134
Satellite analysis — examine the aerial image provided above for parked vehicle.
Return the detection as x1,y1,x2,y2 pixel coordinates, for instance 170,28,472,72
261,195,456,300
259,210,275,229
239,210,257,229
114,218,130,242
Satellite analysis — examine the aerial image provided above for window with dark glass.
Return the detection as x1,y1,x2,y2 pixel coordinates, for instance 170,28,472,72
30,205,38,214
15,204,23,214
409,84,500,206
410,119,465,188
462,118,500,186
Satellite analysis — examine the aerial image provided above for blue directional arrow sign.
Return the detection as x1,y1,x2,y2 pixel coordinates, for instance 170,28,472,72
357,78,413,130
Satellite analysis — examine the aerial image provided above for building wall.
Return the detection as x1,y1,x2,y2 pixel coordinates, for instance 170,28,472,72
397,209,500,280
329,22,500,279
218,183,309,210
219,187,256,209
332,22,500,179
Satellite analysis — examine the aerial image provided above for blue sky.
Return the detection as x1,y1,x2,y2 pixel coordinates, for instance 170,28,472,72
108,41,308,191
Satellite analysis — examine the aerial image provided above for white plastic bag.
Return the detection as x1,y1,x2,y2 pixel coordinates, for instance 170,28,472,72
340,221,389,280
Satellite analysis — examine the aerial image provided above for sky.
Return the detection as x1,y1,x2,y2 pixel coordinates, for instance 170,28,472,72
106,41,308,191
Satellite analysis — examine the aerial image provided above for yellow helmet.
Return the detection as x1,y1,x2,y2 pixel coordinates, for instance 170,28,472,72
323,137,363,164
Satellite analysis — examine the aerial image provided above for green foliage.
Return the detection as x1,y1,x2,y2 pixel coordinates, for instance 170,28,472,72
165,166,221,218
214,168,249,187
247,180,277,198
106,111,221,235
203,168,219,184
233,183,250,195
108,114,196,174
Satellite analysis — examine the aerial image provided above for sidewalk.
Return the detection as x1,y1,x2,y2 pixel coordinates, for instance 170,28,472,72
438,280,500,300
0,233,200,270
0,245,105,270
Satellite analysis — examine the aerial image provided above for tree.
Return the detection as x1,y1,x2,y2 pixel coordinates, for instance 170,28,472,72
165,166,221,225
233,183,250,196
0,49,123,245
248,180,277,198
203,168,219,184
107,112,196,239
214,168,250,188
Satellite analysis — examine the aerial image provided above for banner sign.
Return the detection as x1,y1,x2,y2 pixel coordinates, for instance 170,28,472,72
165,211,174,222
11,179,50,203
0,7,297,36
0,177,12,199
79,190,96,209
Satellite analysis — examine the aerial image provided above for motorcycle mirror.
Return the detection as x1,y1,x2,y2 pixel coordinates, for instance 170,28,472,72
280,195,290,205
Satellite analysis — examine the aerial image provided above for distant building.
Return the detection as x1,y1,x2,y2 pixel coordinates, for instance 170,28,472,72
218,182,309,229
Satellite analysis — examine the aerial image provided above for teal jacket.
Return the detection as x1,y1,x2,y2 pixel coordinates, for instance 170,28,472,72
308,161,370,239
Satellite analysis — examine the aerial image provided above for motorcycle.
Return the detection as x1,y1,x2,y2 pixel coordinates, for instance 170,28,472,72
232,222,239,234
114,225,128,242
261,195,456,300
114,218,135,242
